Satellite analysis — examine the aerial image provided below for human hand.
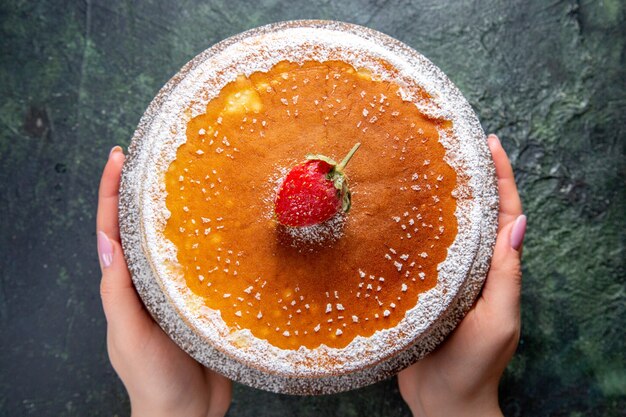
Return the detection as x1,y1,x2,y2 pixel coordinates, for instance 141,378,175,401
397,134,526,417
97,146,232,417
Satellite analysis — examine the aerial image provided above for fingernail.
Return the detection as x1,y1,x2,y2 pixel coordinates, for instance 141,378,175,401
109,146,122,158
487,134,500,147
510,214,527,251
97,231,113,268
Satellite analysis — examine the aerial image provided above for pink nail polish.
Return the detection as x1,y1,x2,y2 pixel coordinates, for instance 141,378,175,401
97,231,113,268
510,215,527,251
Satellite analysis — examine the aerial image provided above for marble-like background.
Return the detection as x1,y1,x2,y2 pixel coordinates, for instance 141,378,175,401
0,1,624,416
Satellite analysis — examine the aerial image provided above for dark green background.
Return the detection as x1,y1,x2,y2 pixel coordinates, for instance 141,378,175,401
1,0,624,416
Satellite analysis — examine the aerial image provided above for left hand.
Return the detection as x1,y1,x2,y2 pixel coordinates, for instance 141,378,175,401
97,146,232,417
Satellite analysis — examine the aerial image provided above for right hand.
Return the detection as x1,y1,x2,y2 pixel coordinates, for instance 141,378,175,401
398,134,526,417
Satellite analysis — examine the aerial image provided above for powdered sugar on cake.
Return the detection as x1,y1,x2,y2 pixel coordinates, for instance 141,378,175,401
119,21,498,393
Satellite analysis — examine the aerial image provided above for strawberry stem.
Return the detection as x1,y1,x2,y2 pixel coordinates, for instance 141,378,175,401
337,143,361,172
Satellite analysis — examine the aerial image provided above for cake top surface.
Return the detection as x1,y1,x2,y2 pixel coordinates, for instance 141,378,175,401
119,20,498,394
163,59,458,352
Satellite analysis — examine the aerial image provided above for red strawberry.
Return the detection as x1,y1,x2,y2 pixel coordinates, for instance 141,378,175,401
275,143,361,227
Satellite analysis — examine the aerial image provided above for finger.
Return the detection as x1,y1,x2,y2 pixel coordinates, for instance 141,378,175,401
397,365,423,416
397,364,419,399
98,230,149,328
96,146,150,330
480,214,526,313
204,368,233,417
97,146,125,242
487,135,523,231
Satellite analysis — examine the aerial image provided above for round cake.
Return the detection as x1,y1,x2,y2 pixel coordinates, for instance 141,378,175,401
119,20,498,394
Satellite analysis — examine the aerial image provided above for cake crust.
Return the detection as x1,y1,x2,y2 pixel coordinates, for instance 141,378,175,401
119,20,498,394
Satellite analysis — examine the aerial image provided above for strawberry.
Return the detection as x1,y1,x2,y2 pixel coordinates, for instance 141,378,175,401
275,143,361,227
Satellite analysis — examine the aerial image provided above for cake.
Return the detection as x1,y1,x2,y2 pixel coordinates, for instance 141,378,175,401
119,20,498,394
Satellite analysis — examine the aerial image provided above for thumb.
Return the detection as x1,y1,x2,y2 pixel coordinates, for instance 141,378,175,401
481,215,527,312
97,230,147,327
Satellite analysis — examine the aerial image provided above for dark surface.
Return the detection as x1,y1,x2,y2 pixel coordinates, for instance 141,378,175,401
1,0,624,416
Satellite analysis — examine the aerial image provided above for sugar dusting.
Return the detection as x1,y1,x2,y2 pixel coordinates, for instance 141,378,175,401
278,214,346,249
119,21,498,394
